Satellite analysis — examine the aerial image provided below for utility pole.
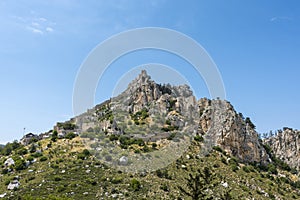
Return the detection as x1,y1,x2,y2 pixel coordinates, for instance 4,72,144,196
23,127,26,137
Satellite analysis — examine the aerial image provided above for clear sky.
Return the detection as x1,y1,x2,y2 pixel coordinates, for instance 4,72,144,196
0,0,299,144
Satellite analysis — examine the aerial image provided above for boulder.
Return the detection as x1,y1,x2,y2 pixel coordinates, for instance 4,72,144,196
7,180,20,190
4,158,14,167
119,156,128,166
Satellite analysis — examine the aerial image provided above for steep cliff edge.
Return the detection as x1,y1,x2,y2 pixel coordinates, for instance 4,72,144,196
198,98,270,165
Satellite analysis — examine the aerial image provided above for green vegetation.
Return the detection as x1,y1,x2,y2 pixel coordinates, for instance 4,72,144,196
65,132,77,140
0,132,299,199
57,122,77,130
131,108,149,125
245,117,256,129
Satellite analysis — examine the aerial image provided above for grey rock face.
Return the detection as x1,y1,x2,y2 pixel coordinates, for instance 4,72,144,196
264,128,300,169
198,98,269,164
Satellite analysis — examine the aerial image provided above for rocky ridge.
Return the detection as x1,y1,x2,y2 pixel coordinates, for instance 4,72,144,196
264,128,300,169
73,70,273,166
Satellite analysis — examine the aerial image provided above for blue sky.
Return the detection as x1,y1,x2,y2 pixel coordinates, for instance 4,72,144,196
0,0,299,143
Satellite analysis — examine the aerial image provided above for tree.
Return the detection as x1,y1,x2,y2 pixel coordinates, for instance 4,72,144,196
245,117,256,129
178,167,214,199
51,130,58,142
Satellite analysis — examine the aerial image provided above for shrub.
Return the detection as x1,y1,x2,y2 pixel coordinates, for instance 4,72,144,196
213,146,226,155
194,135,204,142
54,176,62,181
29,144,37,153
109,134,119,141
111,176,123,184
51,131,58,142
40,156,48,162
160,183,169,192
86,178,97,186
134,149,141,154
267,164,278,175
221,157,227,165
4,179,10,185
242,166,251,173
14,159,26,171
82,149,91,156
32,152,43,158
1,168,8,175
130,179,141,191
245,117,256,129
231,164,239,172
65,132,76,140
27,156,34,162
50,163,59,169
77,153,85,160
47,142,52,148
152,143,157,149
17,147,28,155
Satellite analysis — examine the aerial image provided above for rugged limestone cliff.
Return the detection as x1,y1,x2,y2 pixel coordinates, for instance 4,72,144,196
198,98,270,164
70,70,273,166
264,128,300,169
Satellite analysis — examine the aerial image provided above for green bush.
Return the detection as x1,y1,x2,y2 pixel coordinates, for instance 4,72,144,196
32,152,43,158
160,183,169,192
130,179,141,191
267,164,278,175
111,176,123,184
213,146,226,155
51,131,58,142
77,153,85,160
221,157,227,165
152,143,157,149
1,168,8,174
109,134,119,141
27,155,34,162
65,132,76,140
54,176,62,181
86,178,97,186
14,159,26,171
242,166,251,173
50,163,59,169
29,144,37,153
17,147,28,155
194,135,204,142
4,179,10,185
82,149,91,156
40,156,48,162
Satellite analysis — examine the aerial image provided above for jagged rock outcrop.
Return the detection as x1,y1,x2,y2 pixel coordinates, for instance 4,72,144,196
264,128,300,169
198,98,270,164
116,70,197,117
68,70,274,166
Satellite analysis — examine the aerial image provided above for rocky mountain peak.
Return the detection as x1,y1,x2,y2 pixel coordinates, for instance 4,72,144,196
116,70,196,114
